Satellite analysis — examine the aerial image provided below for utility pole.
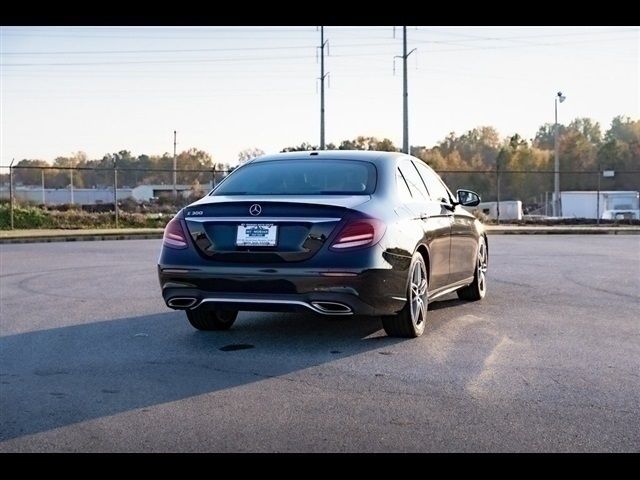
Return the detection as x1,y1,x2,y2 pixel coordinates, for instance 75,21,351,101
496,150,502,224
113,159,119,228
318,27,329,150
553,99,559,217
596,165,601,225
70,166,74,204
173,130,177,199
41,168,45,204
9,158,14,230
402,26,409,154
394,27,416,154
545,191,549,216
553,91,566,217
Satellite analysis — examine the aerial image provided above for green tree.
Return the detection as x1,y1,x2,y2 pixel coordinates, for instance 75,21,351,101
337,136,398,151
281,137,396,152
598,117,640,191
107,150,150,187
175,148,213,185
13,159,50,186
51,156,72,189
533,123,566,150
411,146,446,171
569,118,602,146
281,142,318,152
605,116,640,144
238,147,265,165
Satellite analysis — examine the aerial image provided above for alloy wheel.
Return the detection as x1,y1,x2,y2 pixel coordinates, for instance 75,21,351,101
478,240,488,295
409,260,428,326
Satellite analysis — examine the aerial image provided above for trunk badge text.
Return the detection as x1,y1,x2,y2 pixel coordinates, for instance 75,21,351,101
249,204,262,216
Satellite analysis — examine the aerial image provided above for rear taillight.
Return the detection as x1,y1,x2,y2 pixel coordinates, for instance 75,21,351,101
163,216,188,249
330,219,386,251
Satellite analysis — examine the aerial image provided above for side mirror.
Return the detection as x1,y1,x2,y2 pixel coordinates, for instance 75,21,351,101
457,189,481,207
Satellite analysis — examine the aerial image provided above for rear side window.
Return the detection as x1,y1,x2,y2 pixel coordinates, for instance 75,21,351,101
414,161,452,204
213,159,376,195
398,160,430,201
396,168,413,202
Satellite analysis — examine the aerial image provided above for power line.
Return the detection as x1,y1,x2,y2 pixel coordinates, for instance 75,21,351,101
29,34,640,56
2,34,635,68
3,30,635,57
0,54,320,67
411,27,636,42
410,35,638,53
0,41,412,57
0,45,319,55
2,27,632,44
0,27,319,39
0,26,392,38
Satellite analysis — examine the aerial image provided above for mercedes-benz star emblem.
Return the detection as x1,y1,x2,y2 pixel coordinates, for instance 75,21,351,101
249,204,262,216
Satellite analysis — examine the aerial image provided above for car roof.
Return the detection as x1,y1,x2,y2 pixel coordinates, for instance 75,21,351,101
248,150,410,165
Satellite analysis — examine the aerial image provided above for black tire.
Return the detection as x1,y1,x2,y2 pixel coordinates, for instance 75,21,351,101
457,235,488,301
381,252,428,338
186,309,238,331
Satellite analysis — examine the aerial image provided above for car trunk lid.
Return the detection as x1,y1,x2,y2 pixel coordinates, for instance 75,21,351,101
183,195,369,263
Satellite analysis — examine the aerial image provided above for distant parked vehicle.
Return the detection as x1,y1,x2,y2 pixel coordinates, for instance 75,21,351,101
602,210,639,220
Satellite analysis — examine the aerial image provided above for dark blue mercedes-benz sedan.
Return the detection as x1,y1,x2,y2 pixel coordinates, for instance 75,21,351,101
158,150,487,338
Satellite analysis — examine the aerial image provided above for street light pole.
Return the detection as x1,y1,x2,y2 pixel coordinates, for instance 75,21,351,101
553,91,566,217
173,130,177,200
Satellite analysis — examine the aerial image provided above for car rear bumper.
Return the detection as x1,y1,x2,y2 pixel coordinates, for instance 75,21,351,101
159,265,407,316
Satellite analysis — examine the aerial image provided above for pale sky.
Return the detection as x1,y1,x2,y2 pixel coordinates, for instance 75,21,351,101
1,26,638,167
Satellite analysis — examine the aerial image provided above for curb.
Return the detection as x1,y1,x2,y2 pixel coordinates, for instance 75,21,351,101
486,227,640,235
1,232,164,244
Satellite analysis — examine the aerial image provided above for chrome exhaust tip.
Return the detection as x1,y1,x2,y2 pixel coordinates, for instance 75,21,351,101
311,301,353,315
167,297,198,309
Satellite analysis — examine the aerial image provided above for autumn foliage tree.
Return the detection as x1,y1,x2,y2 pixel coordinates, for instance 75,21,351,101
8,116,639,210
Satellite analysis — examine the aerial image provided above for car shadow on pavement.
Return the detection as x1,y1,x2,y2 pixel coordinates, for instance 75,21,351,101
428,297,467,311
0,310,403,442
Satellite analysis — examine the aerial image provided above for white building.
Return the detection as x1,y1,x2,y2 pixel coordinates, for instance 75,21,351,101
0,183,211,205
0,186,133,205
130,184,201,202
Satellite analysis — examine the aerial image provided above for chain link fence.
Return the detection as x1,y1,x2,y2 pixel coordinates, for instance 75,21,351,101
439,169,640,221
0,165,232,229
1,164,639,229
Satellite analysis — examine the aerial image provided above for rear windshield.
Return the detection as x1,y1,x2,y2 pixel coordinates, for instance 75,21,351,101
212,159,377,196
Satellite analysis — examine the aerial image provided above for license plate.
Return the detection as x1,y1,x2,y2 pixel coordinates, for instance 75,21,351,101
236,224,277,247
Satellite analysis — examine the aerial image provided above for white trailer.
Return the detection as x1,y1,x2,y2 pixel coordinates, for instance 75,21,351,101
476,200,523,220
560,191,640,219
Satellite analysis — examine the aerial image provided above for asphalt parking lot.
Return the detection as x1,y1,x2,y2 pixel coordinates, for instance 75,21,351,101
1,235,638,452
